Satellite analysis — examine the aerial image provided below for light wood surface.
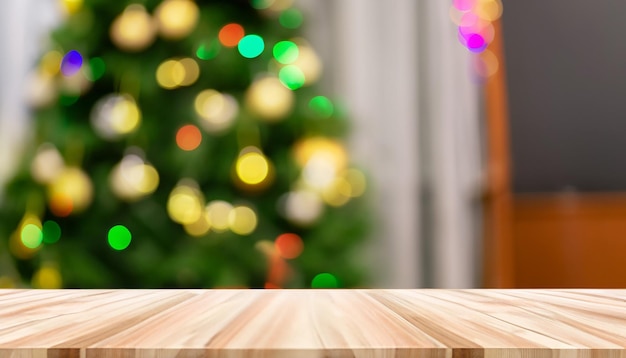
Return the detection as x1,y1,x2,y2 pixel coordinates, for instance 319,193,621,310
0,290,625,357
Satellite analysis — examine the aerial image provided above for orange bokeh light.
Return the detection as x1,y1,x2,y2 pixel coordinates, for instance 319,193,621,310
275,233,303,259
218,23,245,47
49,194,73,217
176,124,202,151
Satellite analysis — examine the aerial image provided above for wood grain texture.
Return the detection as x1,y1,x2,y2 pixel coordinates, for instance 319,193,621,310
0,290,625,357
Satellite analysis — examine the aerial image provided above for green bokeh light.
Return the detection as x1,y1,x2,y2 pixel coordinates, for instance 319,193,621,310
88,57,105,81
279,9,303,29
196,39,221,60
21,224,43,249
311,273,339,288
42,220,62,244
250,0,273,9
238,35,265,58
273,41,299,64
309,96,334,118
279,65,305,90
108,225,132,251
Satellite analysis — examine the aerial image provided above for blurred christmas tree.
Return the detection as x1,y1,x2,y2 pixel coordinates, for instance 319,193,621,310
0,0,371,289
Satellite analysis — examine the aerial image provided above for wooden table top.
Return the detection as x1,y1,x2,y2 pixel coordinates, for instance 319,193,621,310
0,289,625,358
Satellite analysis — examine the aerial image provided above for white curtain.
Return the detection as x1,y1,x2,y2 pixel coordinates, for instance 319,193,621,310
303,0,483,287
0,0,58,197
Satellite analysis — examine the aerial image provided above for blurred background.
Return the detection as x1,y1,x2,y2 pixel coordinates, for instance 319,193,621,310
1,0,624,289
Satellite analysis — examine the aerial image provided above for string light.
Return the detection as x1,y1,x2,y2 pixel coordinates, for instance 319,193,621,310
228,206,258,235
176,124,202,151
218,23,245,47
194,89,239,133
154,0,199,40
109,154,160,201
48,167,93,215
61,50,83,76
108,225,132,250
109,4,156,52
311,272,339,288
238,35,265,58
245,76,294,121
91,94,142,139
167,181,204,224
275,233,303,259
235,147,272,187
206,200,233,233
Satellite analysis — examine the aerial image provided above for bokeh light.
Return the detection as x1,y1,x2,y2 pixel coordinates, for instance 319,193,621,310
20,224,43,249
291,42,322,85
155,57,199,89
184,210,211,237
91,94,141,139
155,0,199,39
42,220,62,244
245,76,294,121
475,0,503,21
31,143,64,184
275,233,303,259
176,124,202,151
321,178,351,207
196,39,221,60
251,0,273,9
279,8,303,29
311,273,338,288
48,167,93,215
108,225,132,250
453,0,476,11
343,168,367,197
273,41,299,64
473,48,499,79
40,51,63,76
228,206,258,235
85,57,106,81
31,266,62,289
218,23,245,47
293,137,348,170
61,0,83,15
61,50,83,76
238,35,265,58
235,149,270,186
110,4,156,52
453,0,502,53
278,65,305,90
309,96,334,118
206,200,233,233
167,181,204,224
194,89,239,133
109,154,160,201
281,189,324,226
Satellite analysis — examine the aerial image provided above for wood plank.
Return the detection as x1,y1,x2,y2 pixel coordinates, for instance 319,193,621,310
0,290,624,357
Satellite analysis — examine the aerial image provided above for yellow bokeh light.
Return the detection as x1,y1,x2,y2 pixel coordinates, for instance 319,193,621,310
291,41,322,85
156,59,186,89
110,154,159,201
110,4,157,52
206,200,233,233
236,151,270,185
282,190,324,226
228,206,258,235
179,58,200,86
40,51,63,76
31,143,65,184
475,0,503,21
110,96,141,134
184,211,211,237
167,184,204,225
293,137,348,170
155,0,199,40
343,168,367,197
47,167,93,214
91,94,142,139
32,266,63,289
61,0,83,14
245,76,294,121
194,90,239,133
322,178,352,207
